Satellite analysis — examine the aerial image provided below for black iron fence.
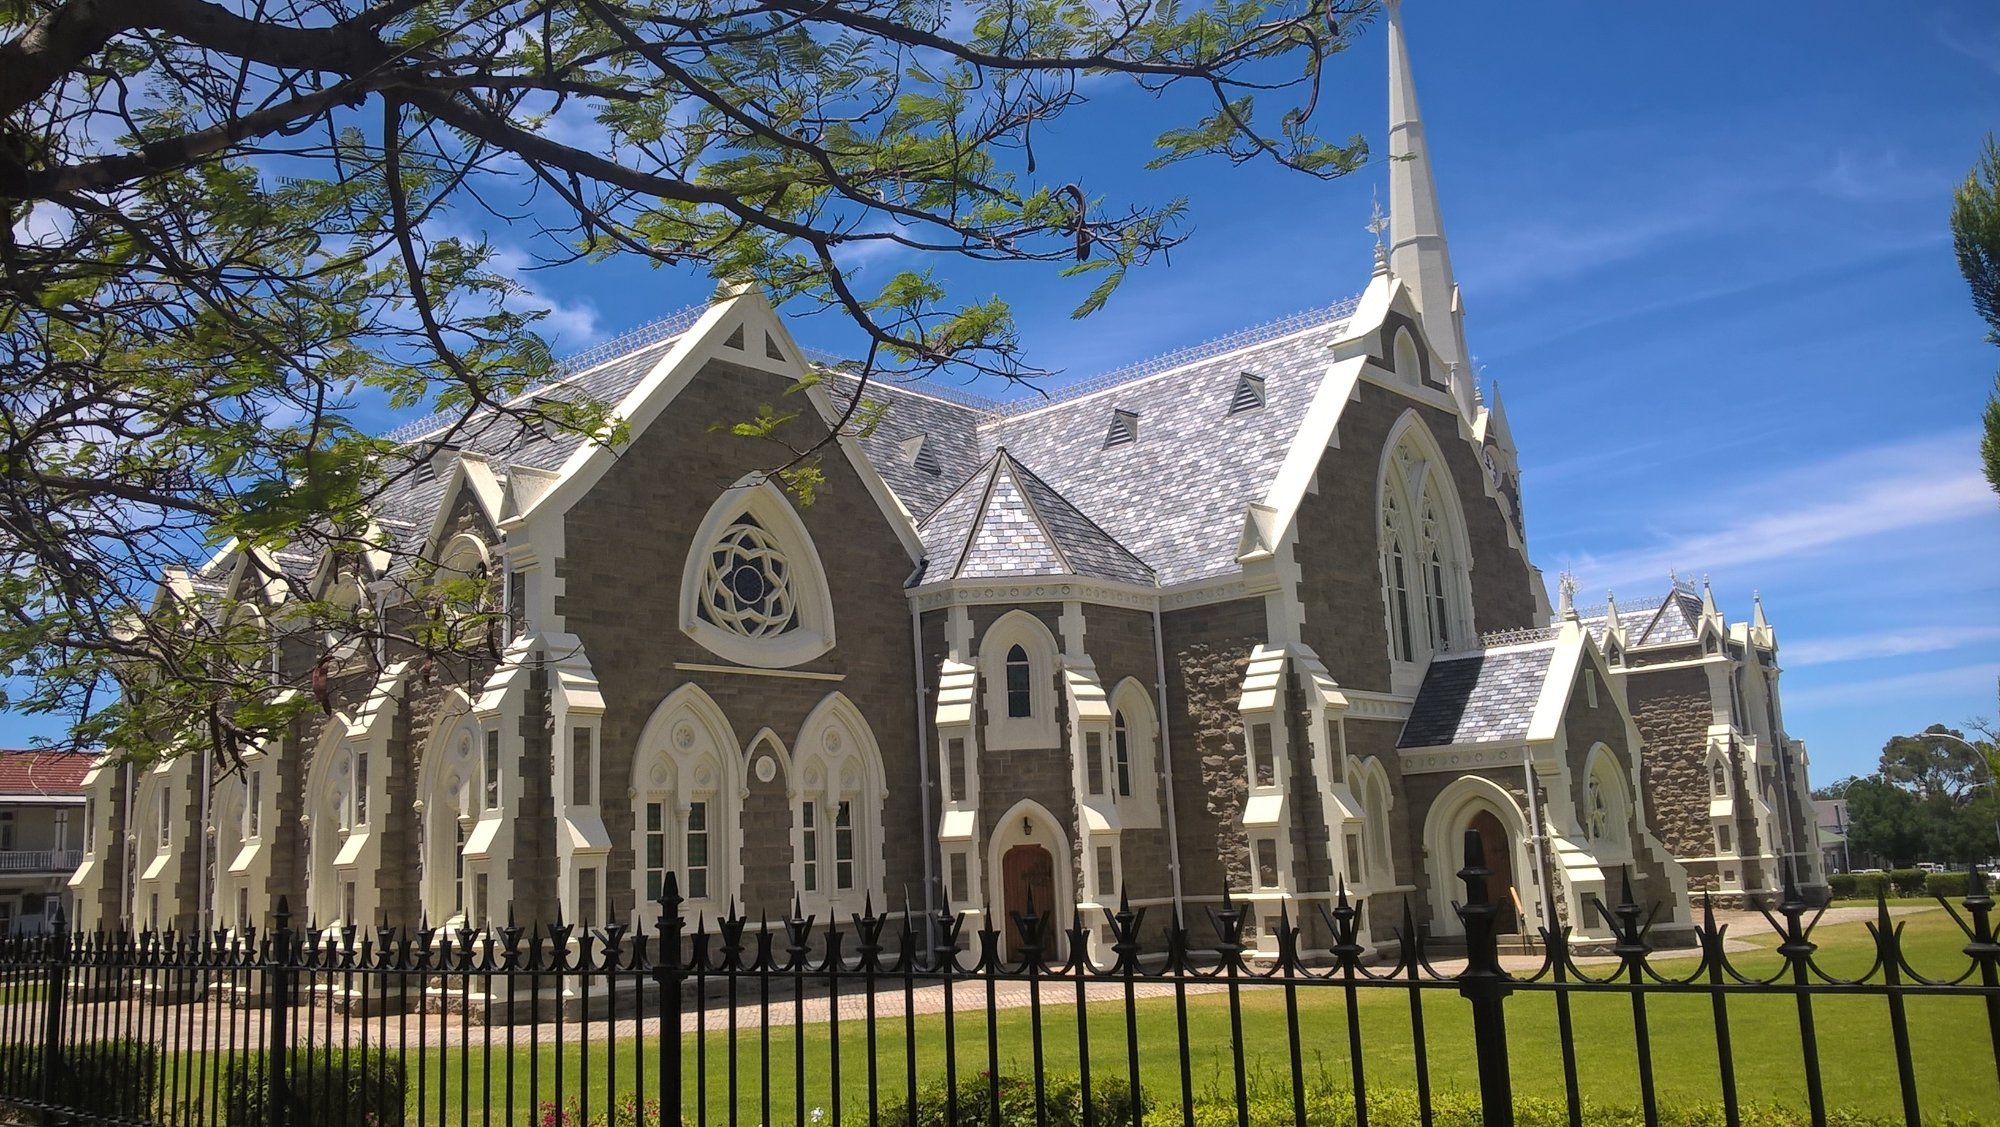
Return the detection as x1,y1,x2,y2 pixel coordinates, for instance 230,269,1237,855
2,830,1996,1127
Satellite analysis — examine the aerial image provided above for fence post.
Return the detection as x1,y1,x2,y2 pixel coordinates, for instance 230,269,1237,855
1453,828,1514,1127
652,873,686,1125
266,896,293,1127
37,905,69,1108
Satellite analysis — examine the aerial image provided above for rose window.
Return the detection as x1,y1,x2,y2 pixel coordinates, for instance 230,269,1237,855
696,515,799,638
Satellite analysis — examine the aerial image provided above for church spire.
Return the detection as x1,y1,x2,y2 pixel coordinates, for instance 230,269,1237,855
1385,0,1467,371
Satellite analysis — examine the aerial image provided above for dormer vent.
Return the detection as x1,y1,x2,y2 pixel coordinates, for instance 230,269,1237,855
1104,409,1139,449
417,443,460,484
1231,372,1266,414
900,435,943,476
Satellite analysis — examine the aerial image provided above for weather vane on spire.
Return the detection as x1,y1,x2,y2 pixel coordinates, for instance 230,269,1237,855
1368,190,1389,274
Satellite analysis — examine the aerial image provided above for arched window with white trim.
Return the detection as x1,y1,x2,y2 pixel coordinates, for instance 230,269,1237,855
793,693,888,914
1393,327,1423,387
680,479,836,668
1378,416,1473,672
1583,746,1632,861
980,611,1059,750
1108,679,1162,829
419,710,480,928
631,686,742,929
1351,757,1397,890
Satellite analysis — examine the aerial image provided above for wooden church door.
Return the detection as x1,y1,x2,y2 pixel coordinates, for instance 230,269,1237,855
1002,844,1056,951
1467,809,1518,934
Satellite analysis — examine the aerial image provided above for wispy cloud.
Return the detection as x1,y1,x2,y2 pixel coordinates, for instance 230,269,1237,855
1459,209,1713,297
1558,431,1994,596
1784,625,2000,667
1811,146,1953,203
1783,661,2000,710
1933,8,2000,76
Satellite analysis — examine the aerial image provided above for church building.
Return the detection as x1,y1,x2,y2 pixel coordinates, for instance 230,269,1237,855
70,3,1824,958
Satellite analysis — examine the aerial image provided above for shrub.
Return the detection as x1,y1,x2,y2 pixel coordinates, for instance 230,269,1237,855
1827,873,1857,899
1926,870,1972,898
0,1039,157,1120
885,1072,1143,1127
535,1094,677,1127
1887,868,1927,897
222,1049,406,1127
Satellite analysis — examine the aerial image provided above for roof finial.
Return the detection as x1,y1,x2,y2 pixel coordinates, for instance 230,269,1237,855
1752,589,1770,630
1557,569,1579,622
1385,0,1466,371
1368,190,1390,276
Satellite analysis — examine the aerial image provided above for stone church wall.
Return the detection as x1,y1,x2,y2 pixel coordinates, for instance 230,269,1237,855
1291,382,1539,695
1160,598,1265,897
1624,663,1717,889
555,356,925,925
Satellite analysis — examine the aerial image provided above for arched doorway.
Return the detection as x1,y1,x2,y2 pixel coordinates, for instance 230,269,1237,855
1466,808,1518,934
1002,844,1056,954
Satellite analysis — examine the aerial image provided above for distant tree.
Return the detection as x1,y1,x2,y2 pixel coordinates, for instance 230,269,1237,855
1840,724,2000,866
1879,724,1989,802
1951,133,2000,498
1830,775,1927,869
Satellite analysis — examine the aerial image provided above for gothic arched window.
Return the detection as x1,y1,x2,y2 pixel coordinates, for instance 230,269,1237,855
1006,645,1032,718
680,479,835,668
1382,492,1415,663
1380,418,1472,670
1113,710,1132,799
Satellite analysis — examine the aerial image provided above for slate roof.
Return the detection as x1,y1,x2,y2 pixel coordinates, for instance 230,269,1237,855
0,751,94,797
1397,642,1557,749
175,295,1364,600
1578,586,1705,648
915,451,1155,586
832,376,986,520
978,314,1353,586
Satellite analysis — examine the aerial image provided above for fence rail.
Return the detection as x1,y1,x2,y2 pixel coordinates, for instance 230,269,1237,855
0,848,81,874
2,830,1996,1127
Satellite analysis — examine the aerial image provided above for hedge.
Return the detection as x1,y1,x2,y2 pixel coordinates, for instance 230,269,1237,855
1828,870,1984,900
885,1072,1143,1127
222,1049,407,1127
0,1039,158,1120
880,1071,1999,1127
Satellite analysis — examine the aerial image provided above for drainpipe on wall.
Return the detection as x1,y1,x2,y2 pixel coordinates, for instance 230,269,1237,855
909,601,937,943
198,746,213,936
122,762,135,929
1151,599,1184,913
1522,750,1553,931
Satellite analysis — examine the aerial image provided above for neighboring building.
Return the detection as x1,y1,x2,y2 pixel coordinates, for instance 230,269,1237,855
0,750,93,934
72,2,1833,954
1815,798,1850,876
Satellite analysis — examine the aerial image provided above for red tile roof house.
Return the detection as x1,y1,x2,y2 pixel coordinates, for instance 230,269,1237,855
0,750,94,934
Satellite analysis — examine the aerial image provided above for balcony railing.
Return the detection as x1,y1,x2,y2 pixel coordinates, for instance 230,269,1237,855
0,848,83,874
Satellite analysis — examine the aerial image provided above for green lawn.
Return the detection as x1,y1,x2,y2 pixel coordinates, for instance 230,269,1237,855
360,904,1998,1126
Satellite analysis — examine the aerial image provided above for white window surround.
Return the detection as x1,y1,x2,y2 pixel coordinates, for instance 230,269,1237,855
1376,415,1474,688
1582,745,1631,862
1108,678,1162,830
679,478,836,669
979,611,1060,751
434,532,491,586
1351,756,1397,890
792,693,888,915
417,707,480,929
630,684,742,928
1392,326,1423,387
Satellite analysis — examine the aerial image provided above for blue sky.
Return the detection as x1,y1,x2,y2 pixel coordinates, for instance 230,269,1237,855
7,2,1998,786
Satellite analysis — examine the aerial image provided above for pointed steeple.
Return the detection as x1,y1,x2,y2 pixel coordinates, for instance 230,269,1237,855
1385,0,1467,371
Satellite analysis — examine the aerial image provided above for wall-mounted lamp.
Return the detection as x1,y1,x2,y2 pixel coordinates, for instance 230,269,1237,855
1022,816,1033,836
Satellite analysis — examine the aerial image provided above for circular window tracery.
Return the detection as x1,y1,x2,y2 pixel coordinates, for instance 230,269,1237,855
697,515,799,638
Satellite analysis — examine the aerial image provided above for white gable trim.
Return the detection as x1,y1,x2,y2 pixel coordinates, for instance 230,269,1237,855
515,290,923,562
